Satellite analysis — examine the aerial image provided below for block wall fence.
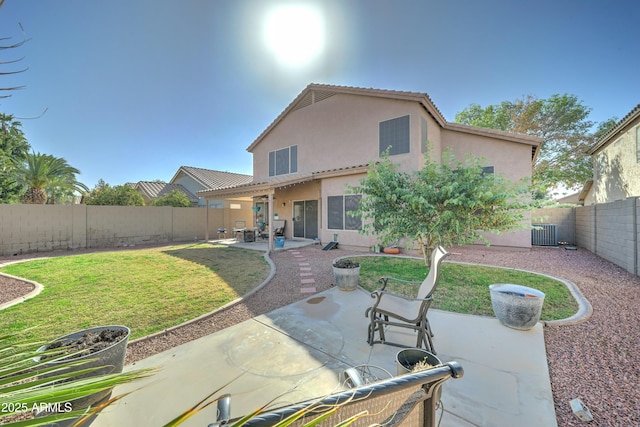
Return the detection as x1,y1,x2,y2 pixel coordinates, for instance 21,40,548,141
536,197,639,276
2,200,639,276
0,204,252,257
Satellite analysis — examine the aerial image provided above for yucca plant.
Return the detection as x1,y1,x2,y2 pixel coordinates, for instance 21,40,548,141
0,331,155,426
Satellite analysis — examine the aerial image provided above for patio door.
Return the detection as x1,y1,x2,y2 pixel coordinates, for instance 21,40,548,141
293,200,318,239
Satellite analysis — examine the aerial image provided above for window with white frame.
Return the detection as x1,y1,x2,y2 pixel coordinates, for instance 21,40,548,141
269,145,298,176
327,195,362,230
379,115,410,155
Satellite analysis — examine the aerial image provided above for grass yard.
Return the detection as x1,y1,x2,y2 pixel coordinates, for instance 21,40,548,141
0,243,269,342
349,256,579,321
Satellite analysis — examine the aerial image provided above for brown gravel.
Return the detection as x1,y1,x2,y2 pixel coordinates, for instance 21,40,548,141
2,244,639,426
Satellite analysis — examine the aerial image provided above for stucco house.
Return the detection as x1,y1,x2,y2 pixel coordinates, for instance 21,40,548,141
582,103,640,205
199,84,541,251
170,166,253,207
131,181,199,206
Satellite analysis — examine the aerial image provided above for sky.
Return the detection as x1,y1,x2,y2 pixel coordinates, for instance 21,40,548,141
1,0,639,189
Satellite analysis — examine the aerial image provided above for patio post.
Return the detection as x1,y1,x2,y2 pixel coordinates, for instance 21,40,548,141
268,192,274,252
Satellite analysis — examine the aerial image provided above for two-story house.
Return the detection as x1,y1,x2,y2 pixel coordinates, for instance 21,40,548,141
199,84,541,251
582,103,640,205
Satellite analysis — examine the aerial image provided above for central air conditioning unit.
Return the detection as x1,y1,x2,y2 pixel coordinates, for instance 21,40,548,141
531,224,558,246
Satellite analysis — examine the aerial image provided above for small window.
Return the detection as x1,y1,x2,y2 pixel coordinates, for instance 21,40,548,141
327,195,361,230
269,145,298,176
380,115,410,155
482,166,494,175
636,126,640,163
421,116,428,153
208,199,224,208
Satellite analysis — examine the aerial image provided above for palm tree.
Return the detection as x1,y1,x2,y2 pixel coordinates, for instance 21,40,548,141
14,151,89,204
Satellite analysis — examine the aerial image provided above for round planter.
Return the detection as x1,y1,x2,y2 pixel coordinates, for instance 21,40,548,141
396,348,441,375
37,325,130,410
275,236,285,248
332,265,360,291
489,284,545,330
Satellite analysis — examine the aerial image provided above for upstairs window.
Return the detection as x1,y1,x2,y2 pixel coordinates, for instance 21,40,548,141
421,116,428,153
269,145,298,176
379,115,410,155
636,126,640,163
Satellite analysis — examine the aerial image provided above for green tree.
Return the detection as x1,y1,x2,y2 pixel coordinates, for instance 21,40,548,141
349,149,532,266
84,180,145,206
13,151,88,204
0,114,30,203
151,189,192,207
455,94,615,192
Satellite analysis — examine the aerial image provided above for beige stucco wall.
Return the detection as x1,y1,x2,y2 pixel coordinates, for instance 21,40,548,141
590,122,640,204
251,93,441,180
441,128,534,248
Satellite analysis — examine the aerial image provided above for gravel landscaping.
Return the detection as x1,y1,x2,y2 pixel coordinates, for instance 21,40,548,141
2,243,638,426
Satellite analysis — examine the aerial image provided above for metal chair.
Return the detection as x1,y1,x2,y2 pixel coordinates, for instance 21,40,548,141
365,245,450,354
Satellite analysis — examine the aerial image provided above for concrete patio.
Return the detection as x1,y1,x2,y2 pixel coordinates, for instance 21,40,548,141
94,286,556,426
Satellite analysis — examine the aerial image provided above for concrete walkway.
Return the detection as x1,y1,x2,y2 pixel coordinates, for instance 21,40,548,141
95,286,556,426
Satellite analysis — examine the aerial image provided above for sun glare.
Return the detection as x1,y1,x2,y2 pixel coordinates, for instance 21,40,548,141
263,4,325,68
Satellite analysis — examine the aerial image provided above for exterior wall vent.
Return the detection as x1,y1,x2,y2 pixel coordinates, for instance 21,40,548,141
532,224,558,246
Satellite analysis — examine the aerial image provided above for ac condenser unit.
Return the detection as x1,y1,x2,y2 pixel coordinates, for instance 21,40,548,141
532,224,558,246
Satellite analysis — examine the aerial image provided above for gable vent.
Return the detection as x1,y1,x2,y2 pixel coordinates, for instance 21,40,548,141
292,90,336,112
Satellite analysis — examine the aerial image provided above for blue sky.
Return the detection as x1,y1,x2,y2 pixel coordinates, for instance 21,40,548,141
1,0,638,189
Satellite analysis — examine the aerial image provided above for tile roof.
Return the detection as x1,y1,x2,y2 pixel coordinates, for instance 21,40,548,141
587,103,640,155
198,164,369,199
135,181,198,203
171,166,253,190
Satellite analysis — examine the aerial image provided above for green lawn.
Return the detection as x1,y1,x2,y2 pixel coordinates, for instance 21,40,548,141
0,243,269,342
1,246,579,345
349,256,578,321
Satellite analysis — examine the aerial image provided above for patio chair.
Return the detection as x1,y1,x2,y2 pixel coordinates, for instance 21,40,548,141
272,219,286,237
365,245,450,354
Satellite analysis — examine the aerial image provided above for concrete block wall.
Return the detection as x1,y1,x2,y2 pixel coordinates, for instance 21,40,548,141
532,207,576,244
0,205,218,257
594,198,638,275
575,205,595,252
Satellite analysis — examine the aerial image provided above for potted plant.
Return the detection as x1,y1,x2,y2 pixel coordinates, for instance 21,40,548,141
1,329,152,427
37,325,131,412
332,259,360,291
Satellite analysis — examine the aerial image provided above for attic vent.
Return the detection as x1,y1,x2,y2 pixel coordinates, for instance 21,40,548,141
292,90,336,112
532,224,558,246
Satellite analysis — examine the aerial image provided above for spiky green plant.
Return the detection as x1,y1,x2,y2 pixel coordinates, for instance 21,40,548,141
0,331,155,426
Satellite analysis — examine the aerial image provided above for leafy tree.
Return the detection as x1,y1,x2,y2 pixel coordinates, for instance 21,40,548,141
151,189,192,207
13,151,88,204
84,180,145,206
349,149,532,266
455,94,616,192
0,114,30,203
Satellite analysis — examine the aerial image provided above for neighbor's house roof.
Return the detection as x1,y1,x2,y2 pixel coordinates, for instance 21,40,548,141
170,166,253,190
245,83,541,161
134,181,199,204
587,103,640,155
